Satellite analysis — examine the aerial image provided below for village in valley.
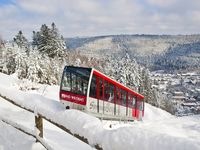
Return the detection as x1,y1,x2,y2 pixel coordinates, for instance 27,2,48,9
151,71,200,115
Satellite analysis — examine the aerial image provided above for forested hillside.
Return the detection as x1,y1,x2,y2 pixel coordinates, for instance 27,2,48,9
65,34,200,72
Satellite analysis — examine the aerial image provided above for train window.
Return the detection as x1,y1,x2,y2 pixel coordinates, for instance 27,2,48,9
109,84,114,103
132,96,136,108
71,73,77,93
104,80,114,102
76,76,81,94
121,89,126,106
116,87,121,104
128,93,131,107
99,78,103,99
137,100,143,111
61,71,71,91
104,80,109,101
89,75,97,98
76,76,89,95
105,82,114,103
61,66,90,96
82,80,88,95
128,93,136,108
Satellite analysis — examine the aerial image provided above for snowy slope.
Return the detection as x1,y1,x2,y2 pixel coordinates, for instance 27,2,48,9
0,73,200,150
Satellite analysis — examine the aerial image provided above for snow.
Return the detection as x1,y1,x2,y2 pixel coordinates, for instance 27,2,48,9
143,103,173,122
0,72,200,150
0,73,19,88
0,120,45,150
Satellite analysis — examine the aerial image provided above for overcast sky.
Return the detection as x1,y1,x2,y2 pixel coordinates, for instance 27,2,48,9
1,0,200,40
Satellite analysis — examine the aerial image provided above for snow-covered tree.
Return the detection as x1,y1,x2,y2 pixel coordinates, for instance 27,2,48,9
1,40,28,78
32,31,40,50
26,49,42,83
37,24,52,55
103,53,141,91
12,44,28,79
36,23,66,58
139,68,162,107
13,31,29,56
50,23,66,57
12,31,30,78
3,46,16,74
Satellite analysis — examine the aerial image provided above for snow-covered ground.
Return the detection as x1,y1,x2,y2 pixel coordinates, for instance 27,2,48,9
0,120,45,150
0,73,200,150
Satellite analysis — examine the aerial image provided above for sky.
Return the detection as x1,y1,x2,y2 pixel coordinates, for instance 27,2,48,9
0,0,200,40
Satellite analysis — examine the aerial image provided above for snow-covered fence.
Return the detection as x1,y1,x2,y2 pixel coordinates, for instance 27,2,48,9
0,93,102,150
0,114,53,150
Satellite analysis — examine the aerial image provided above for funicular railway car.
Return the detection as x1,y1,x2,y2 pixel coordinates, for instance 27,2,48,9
60,66,144,120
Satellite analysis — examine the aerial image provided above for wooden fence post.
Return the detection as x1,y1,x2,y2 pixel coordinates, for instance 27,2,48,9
35,115,43,139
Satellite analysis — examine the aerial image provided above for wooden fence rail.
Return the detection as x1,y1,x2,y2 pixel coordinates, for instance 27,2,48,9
0,94,102,150
1,117,53,150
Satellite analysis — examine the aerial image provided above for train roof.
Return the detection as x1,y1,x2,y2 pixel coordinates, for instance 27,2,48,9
92,68,144,100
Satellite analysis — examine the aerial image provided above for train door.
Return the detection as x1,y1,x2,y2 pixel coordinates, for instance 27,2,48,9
136,99,143,120
116,87,121,116
132,96,136,117
88,74,98,113
98,78,104,114
127,93,132,117
103,80,110,115
120,89,127,117
103,81,115,115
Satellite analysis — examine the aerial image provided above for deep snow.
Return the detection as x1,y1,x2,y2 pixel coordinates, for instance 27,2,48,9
0,120,45,150
0,73,200,150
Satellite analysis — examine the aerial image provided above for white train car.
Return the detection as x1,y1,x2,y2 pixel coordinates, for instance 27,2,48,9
60,66,144,120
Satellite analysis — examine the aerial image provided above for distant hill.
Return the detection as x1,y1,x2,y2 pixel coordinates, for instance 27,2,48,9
65,34,200,72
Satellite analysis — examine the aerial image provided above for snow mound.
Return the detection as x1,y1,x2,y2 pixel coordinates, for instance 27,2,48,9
143,103,174,122
0,73,19,88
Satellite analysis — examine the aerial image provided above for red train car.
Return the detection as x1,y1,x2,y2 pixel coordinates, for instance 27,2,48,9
60,66,144,120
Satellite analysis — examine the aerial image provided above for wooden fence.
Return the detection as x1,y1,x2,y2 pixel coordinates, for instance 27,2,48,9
0,94,102,150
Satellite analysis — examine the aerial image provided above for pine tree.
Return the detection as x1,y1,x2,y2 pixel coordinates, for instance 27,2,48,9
13,31,30,56
37,23,66,58
32,31,40,50
50,22,66,57
37,24,52,56
4,46,16,74
14,45,28,79
26,50,53,84
140,69,160,106
26,49,41,83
